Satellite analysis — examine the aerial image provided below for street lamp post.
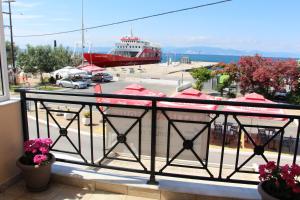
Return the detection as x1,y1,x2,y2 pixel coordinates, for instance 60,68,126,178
81,0,84,67
3,0,16,85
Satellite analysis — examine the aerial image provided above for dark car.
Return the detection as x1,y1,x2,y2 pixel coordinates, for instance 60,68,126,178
91,72,113,82
274,89,288,101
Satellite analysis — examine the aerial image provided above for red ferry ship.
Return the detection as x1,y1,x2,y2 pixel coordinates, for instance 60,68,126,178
83,35,161,67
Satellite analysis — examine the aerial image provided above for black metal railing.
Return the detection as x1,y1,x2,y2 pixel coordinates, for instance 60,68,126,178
18,89,300,185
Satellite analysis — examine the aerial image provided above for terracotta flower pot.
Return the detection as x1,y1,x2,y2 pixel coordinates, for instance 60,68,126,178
82,117,91,126
64,113,74,120
16,153,55,192
258,182,280,200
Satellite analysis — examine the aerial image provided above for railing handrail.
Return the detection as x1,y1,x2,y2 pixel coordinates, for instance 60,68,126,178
16,88,300,110
18,88,300,185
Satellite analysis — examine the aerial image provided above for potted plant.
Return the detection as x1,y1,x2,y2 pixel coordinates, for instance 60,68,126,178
64,108,74,120
37,102,47,109
16,138,55,192
55,106,64,116
82,111,91,126
258,161,300,200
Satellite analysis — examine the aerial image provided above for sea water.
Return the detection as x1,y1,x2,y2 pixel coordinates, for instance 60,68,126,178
161,53,298,64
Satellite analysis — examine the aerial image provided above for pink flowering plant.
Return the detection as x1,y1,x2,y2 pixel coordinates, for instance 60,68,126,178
21,138,53,166
259,161,300,200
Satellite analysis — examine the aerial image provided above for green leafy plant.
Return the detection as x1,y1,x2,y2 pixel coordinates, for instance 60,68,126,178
83,111,90,118
190,67,211,90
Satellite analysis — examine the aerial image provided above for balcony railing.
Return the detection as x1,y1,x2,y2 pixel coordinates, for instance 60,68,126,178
18,89,300,185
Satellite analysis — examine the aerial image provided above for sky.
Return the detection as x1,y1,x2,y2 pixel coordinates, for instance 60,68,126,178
2,0,300,56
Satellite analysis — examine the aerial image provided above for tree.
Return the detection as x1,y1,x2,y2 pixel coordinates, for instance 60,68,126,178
5,41,19,67
238,54,299,97
212,62,239,96
70,54,83,67
17,45,55,83
269,59,299,94
17,45,81,83
190,67,212,90
51,45,83,69
17,45,38,74
217,74,231,97
51,45,73,70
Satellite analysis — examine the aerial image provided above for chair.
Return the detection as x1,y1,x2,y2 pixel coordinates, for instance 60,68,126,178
258,128,268,145
214,124,223,134
226,125,239,144
258,128,266,135
214,124,223,141
268,129,280,150
282,137,295,153
265,128,276,136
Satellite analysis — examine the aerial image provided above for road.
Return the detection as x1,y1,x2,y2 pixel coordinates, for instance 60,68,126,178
24,79,178,163
18,79,178,103
28,116,297,174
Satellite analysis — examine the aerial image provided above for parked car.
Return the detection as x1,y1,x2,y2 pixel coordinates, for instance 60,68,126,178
91,72,113,82
73,75,92,86
56,78,88,89
275,89,288,100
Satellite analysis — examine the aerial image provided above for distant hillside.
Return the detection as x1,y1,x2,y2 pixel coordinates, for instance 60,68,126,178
162,46,300,59
89,46,300,59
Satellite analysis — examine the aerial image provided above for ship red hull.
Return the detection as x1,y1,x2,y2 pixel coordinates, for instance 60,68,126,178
83,53,161,67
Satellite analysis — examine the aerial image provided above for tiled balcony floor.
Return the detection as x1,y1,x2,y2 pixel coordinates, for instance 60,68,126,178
0,180,154,200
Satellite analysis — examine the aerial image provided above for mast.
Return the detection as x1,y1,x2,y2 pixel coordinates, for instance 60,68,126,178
81,0,85,67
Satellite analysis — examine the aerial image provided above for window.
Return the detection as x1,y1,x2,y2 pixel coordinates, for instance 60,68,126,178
0,8,9,102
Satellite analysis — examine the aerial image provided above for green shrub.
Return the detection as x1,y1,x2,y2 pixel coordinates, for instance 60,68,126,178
190,68,211,91
227,92,236,98
48,76,56,84
287,93,300,105
83,111,90,118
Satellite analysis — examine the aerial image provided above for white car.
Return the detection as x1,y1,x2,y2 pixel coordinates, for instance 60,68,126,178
56,78,88,89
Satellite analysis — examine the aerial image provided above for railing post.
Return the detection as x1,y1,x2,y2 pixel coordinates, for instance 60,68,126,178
293,118,300,164
218,114,228,179
147,100,158,185
20,89,29,142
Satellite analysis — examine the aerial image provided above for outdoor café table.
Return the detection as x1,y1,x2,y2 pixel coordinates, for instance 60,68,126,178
267,128,280,150
222,93,286,149
258,128,284,150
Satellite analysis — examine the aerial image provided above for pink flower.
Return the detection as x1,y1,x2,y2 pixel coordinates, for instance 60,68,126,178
42,138,52,146
259,162,300,197
32,139,42,149
291,164,300,176
33,154,48,165
259,165,266,174
286,178,296,188
259,165,267,181
24,140,35,153
39,146,49,154
281,164,291,181
265,161,276,171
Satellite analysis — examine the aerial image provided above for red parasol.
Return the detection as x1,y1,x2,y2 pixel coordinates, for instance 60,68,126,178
158,88,218,110
223,93,285,120
79,64,105,73
101,84,166,106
